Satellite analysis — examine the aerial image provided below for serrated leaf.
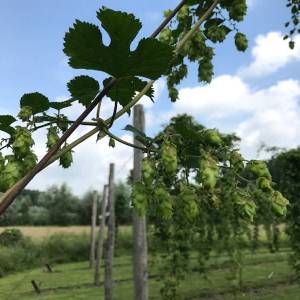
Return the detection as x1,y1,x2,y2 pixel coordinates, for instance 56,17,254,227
67,76,100,107
103,77,154,108
0,115,16,126
20,93,50,114
63,8,173,80
49,99,75,110
0,125,15,136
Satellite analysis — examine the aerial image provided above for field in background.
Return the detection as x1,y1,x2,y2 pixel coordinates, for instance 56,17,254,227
0,226,132,239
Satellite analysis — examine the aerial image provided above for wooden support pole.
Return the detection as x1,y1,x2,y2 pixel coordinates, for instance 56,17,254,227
31,280,41,294
89,190,98,268
104,163,115,300
95,184,109,287
132,104,149,300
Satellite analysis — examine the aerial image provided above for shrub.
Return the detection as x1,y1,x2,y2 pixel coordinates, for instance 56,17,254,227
0,229,24,246
41,233,90,263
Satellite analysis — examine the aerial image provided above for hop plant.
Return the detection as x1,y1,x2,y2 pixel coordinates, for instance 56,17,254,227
12,127,34,158
246,160,272,179
22,152,38,173
203,129,223,147
199,154,219,190
257,177,272,192
0,160,22,192
154,184,173,220
17,106,32,121
132,182,148,216
229,150,244,170
235,32,248,52
47,127,59,149
271,191,289,216
59,148,73,169
160,142,178,177
178,184,199,221
142,158,155,186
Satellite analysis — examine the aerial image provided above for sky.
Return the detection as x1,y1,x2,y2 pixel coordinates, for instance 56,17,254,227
1,0,300,195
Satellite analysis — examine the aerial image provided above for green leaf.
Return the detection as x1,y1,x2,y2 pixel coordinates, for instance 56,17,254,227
63,8,173,80
67,76,100,107
0,115,16,126
49,99,75,110
123,124,153,146
0,125,15,136
103,77,154,108
20,92,50,114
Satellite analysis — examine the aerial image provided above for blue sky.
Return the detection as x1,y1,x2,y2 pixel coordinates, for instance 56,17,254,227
1,1,300,194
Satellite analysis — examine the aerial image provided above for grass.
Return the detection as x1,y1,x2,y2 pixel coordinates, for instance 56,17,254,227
0,249,298,300
0,226,132,240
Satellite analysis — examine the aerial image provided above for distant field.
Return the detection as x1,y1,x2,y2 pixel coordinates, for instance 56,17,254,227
0,226,132,239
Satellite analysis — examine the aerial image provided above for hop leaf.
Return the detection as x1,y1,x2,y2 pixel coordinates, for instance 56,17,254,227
63,8,174,80
20,92,50,114
103,77,154,109
67,76,100,107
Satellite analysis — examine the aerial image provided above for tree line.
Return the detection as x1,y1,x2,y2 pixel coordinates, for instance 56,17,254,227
0,182,131,226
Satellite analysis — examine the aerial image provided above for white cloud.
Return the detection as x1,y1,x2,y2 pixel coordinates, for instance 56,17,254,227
28,131,133,195
239,32,300,78
160,75,300,159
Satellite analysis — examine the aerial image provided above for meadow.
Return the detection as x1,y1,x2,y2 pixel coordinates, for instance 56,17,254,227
0,225,298,299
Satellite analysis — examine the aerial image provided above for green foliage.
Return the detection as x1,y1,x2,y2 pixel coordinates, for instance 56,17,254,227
59,148,73,169
133,115,287,299
20,92,50,114
284,0,300,48
160,1,248,101
268,148,300,279
63,7,173,80
67,76,100,107
0,229,24,246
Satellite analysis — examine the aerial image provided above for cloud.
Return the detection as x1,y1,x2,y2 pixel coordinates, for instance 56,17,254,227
160,75,300,159
29,131,133,195
239,32,300,78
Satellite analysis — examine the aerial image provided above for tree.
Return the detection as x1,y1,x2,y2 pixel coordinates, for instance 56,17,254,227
39,184,80,225
268,148,300,279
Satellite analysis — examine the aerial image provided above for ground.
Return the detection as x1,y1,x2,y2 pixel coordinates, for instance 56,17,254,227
0,248,299,299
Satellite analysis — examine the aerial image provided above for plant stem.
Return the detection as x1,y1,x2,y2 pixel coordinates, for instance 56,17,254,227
33,0,221,172
103,127,156,152
0,0,189,213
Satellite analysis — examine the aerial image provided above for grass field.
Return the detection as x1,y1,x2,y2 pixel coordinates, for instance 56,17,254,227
0,226,132,239
0,249,298,299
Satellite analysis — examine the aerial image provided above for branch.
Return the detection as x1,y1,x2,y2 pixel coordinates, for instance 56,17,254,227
0,0,189,214
103,127,157,152
28,0,221,173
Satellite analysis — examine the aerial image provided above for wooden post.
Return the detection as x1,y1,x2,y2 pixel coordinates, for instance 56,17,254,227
89,190,98,268
31,280,41,294
132,104,148,300
95,184,109,287
104,163,115,300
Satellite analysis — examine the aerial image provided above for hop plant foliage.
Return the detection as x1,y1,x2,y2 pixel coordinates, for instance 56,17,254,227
134,115,289,299
160,0,248,101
